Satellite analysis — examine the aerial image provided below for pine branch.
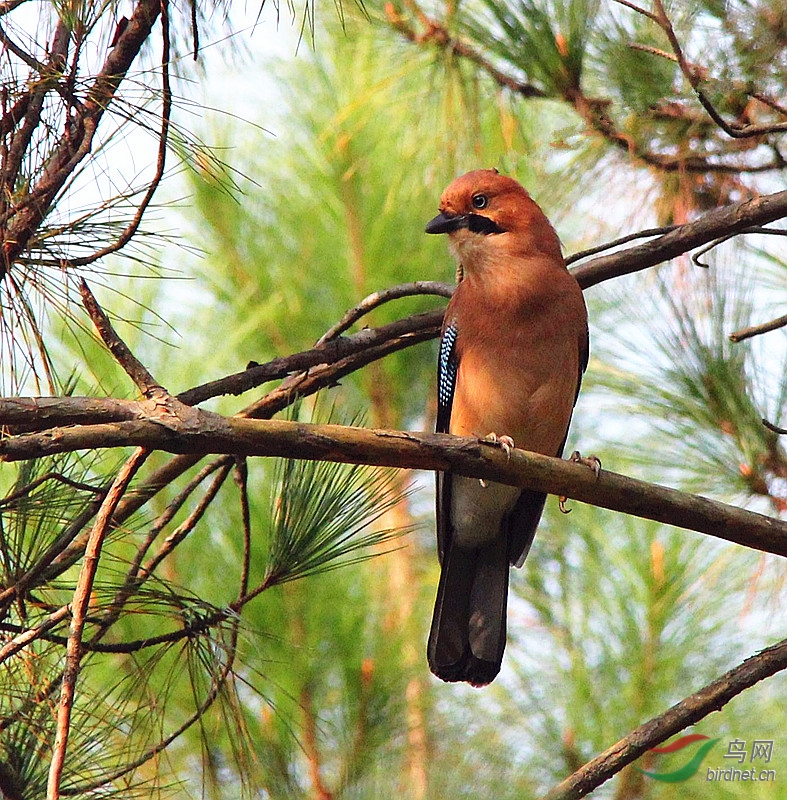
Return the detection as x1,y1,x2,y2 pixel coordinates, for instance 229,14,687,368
2,415,786,559
645,0,787,139
542,636,787,799
80,279,166,398
46,447,149,800
178,308,444,407
571,190,787,287
729,314,787,343
385,2,786,175
1,0,162,274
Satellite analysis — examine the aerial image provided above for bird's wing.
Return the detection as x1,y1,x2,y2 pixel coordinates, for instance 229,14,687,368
436,321,458,434
507,322,589,567
435,321,459,564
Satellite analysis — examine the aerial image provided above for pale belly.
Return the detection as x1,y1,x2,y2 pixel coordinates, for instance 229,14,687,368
450,476,520,548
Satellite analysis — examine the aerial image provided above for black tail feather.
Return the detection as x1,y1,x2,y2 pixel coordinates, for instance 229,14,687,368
427,535,509,687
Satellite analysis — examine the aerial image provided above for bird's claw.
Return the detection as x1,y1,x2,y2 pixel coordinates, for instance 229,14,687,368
481,432,515,459
478,433,514,487
570,450,602,477
559,452,601,512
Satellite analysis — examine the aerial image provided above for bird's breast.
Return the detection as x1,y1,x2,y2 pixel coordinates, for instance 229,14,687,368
448,291,584,456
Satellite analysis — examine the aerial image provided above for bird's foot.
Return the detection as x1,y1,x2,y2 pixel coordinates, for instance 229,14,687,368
570,450,602,476
480,432,515,458
559,451,602,513
479,433,515,488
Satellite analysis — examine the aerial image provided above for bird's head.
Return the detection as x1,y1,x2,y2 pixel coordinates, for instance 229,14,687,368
425,169,561,276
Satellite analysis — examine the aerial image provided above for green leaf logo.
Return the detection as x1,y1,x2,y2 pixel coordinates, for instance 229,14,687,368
636,735,721,782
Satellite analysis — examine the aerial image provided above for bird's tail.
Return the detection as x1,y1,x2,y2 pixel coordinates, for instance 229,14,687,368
427,534,509,687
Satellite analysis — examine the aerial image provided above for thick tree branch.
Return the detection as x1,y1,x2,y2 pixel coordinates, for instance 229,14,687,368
542,636,787,799
571,190,787,287
2,416,786,558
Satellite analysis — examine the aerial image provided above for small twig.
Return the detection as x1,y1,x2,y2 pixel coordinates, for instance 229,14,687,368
125,458,231,576
46,447,149,800
0,471,105,508
0,605,70,664
139,461,232,578
763,419,787,435
316,281,453,344
730,314,787,343
751,92,787,119
542,636,787,799
232,458,251,598
692,225,787,268
565,226,679,265
690,233,735,268
610,0,658,23
79,279,166,398
626,42,677,62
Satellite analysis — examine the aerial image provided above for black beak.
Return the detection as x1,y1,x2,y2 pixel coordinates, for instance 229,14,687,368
425,211,505,236
425,211,467,234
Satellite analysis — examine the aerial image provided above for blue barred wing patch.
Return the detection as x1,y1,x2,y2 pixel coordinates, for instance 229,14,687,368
436,322,458,434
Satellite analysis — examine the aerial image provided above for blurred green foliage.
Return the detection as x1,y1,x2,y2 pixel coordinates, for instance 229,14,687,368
2,1,787,799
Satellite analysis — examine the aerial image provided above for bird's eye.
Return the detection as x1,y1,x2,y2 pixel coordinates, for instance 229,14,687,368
471,193,489,210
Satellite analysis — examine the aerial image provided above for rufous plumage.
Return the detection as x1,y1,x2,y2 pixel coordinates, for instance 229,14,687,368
425,169,588,686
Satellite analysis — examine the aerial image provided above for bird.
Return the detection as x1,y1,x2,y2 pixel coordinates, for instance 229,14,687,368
425,169,588,686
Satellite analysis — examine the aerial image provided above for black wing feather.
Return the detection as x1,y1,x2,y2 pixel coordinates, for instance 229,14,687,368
435,322,459,563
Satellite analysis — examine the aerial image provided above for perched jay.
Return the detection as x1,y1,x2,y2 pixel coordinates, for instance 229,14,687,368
425,169,588,686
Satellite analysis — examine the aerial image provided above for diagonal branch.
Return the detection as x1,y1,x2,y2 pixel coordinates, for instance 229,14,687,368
80,280,166,397
178,308,444,407
570,190,787,287
542,636,787,799
46,447,149,800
